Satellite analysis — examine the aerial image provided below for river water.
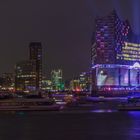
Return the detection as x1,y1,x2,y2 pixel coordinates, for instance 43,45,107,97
0,110,140,140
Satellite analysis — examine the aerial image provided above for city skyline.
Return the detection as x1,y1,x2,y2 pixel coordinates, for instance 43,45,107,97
0,0,139,80
0,2,139,140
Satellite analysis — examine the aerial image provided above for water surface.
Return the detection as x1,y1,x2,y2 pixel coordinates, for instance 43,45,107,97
0,110,140,140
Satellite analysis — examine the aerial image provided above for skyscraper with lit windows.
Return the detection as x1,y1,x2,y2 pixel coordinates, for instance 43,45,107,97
15,60,37,92
51,69,64,91
29,42,42,90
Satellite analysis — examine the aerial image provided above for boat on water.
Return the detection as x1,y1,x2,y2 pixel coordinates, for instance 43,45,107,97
118,103,140,111
0,98,61,111
118,96,140,111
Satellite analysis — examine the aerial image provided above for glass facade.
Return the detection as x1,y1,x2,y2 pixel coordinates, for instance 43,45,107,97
93,64,140,91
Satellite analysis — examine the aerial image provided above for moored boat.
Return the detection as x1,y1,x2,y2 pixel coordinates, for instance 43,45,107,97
118,103,140,111
0,98,61,111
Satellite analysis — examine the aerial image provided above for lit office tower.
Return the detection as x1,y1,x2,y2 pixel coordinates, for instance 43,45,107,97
92,10,130,65
29,42,42,90
79,72,91,92
15,60,37,92
51,69,64,91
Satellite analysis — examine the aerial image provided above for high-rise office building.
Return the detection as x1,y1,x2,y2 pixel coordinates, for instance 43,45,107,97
29,42,42,90
51,69,64,91
15,60,37,92
79,72,91,92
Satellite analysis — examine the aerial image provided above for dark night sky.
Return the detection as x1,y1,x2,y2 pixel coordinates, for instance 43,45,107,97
0,0,138,80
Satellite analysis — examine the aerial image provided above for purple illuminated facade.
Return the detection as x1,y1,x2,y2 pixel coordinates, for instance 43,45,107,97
91,10,140,95
92,10,130,65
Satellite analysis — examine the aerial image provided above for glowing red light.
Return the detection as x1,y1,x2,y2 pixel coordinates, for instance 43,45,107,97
76,88,80,92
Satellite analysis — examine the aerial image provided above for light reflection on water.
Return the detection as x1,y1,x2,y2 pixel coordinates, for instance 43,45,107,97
127,111,140,138
90,109,117,113
0,110,140,139
128,111,140,117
